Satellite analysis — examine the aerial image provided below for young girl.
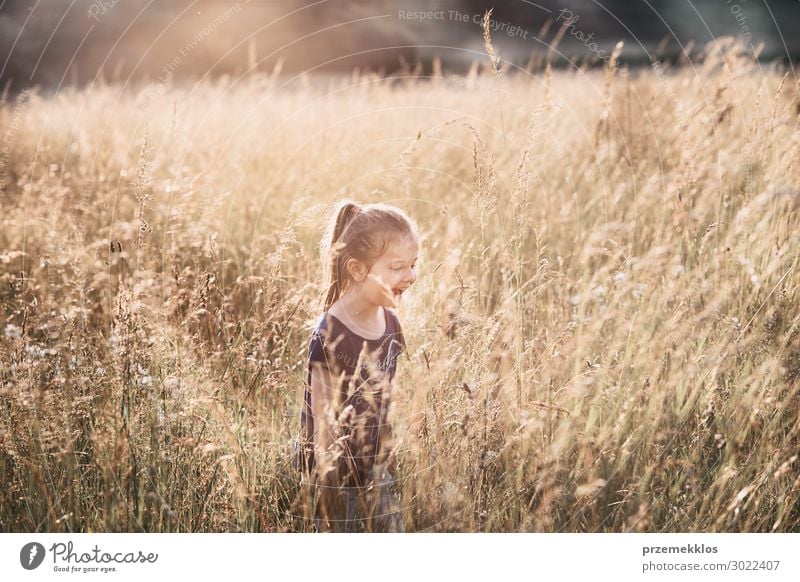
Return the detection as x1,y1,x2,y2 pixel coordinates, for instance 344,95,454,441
294,200,419,532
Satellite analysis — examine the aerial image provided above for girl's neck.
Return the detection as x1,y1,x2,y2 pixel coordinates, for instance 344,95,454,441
336,291,380,319
329,292,386,339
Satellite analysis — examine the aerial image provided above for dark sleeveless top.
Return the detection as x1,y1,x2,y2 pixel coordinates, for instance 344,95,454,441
296,308,406,486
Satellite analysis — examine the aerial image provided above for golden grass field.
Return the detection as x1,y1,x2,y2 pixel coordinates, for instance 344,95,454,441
1,37,799,532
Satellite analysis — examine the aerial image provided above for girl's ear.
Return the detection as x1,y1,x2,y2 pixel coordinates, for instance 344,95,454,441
345,258,367,282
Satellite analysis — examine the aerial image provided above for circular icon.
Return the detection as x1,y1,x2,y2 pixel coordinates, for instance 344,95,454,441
20,542,46,570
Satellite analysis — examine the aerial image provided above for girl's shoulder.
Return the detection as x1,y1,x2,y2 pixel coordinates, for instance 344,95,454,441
383,306,403,331
305,314,334,352
310,310,351,339
384,308,406,351
310,311,336,338
307,313,340,366
314,312,330,330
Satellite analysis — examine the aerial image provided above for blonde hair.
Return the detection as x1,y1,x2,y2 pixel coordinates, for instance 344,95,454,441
321,199,418,311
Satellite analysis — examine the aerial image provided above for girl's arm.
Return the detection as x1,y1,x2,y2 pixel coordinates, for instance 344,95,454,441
385,377,399,475
310,362,340,526
310,362,337,476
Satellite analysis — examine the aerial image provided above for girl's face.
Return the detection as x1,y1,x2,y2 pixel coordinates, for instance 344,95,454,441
349,234,419,308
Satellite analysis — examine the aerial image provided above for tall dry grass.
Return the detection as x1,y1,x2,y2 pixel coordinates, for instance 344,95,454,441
1,37,799,532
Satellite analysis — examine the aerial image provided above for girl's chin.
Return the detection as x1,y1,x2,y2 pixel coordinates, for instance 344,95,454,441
381,294,401,308
366,295,397,308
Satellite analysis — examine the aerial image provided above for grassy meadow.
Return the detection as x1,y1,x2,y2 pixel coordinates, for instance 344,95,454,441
1,37,799,532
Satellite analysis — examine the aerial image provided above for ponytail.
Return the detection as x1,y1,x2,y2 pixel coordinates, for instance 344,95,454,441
323,200,361,310
330,201,361,246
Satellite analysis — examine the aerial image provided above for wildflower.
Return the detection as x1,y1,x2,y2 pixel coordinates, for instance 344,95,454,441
24,344,57,358
3,324,22,339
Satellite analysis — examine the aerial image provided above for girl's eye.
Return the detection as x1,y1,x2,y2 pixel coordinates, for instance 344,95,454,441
391,263,416,271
